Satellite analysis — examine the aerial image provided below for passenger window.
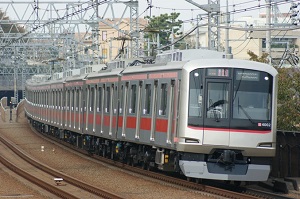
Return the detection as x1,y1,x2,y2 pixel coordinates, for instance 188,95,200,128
206,82,229,119
159,84,167,116
105,86,110,113
114,86,118,114
143,84,151,115
123,83,129,115
188,68,204,126
86,87,89,111
119,85,124,113
129,84,137,114
90,87,95,111
56,90,60,109
71,90,74,109
76,89,79,111
67,90,70,110
98,87,102,112
79,88,82,112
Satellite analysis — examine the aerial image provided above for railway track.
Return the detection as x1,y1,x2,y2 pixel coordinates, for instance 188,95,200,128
32,126,294,199
0,133,124,199
1,121,294,199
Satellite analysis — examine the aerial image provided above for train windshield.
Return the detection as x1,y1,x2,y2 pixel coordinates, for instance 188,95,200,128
188,68,273,126
233,69,272,121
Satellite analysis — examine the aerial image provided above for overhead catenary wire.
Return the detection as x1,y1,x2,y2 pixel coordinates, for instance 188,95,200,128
233,37,252,55
1,0,111,50
231,32,253,51
2,0,300,57
149,0,298,26
149,0,297,15
157,23,207,50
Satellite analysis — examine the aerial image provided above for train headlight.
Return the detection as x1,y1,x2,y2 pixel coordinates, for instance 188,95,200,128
264,76,269,80
259,143,272,147
185,138,199,143
247,158,251,163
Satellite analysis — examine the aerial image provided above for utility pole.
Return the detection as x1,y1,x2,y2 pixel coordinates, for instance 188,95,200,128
186,0,220,51
225,0,231,58
266,0,272,65
196,15,200,49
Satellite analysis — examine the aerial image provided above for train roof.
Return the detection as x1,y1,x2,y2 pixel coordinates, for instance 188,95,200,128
155,49,225,63
86,60,187,79
26,49,278,87
87,67,124,79
26,74,51,86
185,59,278,76
122,61,187,75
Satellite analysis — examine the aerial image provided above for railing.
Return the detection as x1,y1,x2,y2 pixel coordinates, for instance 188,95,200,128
16,99,25,122
0,97,7,122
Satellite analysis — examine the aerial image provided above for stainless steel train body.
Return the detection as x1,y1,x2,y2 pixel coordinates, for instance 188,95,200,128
25,57,278,182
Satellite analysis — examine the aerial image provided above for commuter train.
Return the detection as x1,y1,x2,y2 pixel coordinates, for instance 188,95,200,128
25,49,278,182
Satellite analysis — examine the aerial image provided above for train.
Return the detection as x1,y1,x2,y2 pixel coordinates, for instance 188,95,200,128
24,49,278,183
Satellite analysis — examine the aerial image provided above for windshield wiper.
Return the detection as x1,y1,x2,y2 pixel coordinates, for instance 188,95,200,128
208,100,227,122
238,105,255,124
208,100,227,110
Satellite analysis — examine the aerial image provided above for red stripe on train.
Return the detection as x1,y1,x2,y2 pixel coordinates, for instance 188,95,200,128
188,126,271,134
140,117,151,130
72,113,169,133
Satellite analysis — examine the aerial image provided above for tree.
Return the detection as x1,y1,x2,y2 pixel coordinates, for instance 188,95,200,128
144,13,183,53
247,50,300,131
277,68,300,131
247,50,269,63
0,9,25,33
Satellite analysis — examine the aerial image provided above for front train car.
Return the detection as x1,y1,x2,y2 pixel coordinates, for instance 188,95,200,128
177,59,278,182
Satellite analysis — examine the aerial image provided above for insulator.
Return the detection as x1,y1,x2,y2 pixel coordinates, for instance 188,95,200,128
290,13,298,18
290,5,298,9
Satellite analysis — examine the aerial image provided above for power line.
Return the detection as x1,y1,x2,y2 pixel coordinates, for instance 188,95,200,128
1,0,110,50
231,33,252,51
233,37,252,55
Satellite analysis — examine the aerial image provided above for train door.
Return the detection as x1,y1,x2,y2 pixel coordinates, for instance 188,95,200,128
82,85,88,133
92,85,97,133
203,79,231,146
78,87,83,131
126,81,138,141
135,81,143,140
73,88,78,130
155,79,173,146
150,80,158,142
95,83,104,136
69,89,74,128
60,89,64,127
88,85,96,133
139,80,152,143
102,83,114,138
112,84,119,137
120,82,129,139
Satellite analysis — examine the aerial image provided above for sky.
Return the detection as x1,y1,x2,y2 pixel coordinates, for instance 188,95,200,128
0,0,295,32
2,0,293,21
137,0,293,21
131,0,294,32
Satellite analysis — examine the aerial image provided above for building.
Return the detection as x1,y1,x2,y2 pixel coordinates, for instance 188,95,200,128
184,14,300,66
98,18,148,63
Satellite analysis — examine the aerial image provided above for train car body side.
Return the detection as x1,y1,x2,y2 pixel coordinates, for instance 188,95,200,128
24,58,278,182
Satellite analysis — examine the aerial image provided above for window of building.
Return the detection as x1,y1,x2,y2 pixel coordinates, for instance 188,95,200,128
102,31,107,41
102,48,107,59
